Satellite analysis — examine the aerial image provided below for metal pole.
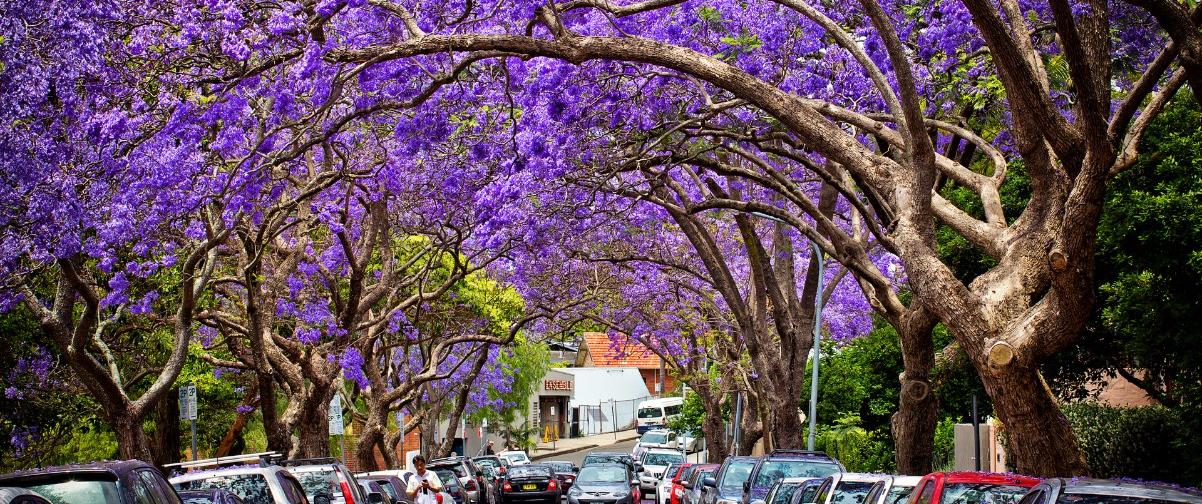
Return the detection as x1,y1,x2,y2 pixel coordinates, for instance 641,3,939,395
612,402,618,440
807,241,825,451
973,394,981,471
191,418,198,461
733,392,742,456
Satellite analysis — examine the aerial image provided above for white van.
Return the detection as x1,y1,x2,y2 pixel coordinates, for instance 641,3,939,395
636,397,684,433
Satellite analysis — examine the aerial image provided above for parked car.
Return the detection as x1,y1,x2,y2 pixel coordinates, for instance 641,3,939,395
669,464,702,504
498,464,561,504
742,451,843,504
682,465,719,504
0,488,51,504
791,479,825,504
700,456,759,504
431,456,494,504
764,478,819,504
565,464,639,504
433,467,470,504
177,488,248,504
357,479,396,504
637,397,685,433
862,476,921,504
639,449,687,497
635,430,680,460
284,458,370,504
358,470,454,504
809,474,887,504
907,472,1040,504
473,457,511,478
542,461,579,494
499,452,532,467
0,460,183,504
582,453,639,474
1019,478,1202,504
356,475,409,504
677,430,705,454
172,465,311,504
659,464,692,504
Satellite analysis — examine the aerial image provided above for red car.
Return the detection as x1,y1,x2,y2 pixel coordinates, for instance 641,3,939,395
664,463,693,504
907,472,1040,504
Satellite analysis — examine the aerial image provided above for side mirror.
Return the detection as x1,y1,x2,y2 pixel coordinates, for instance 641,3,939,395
635,465,644,473
703,477,717,488
314,493,333,504
744,481,751,493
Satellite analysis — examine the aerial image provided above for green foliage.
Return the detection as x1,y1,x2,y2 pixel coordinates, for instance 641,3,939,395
1062,402,1202,485
666,391,707,434
809,415,894,473
931,418,957,472
471,337,549,431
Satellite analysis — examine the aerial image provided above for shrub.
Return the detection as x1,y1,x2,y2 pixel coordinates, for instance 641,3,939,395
1063,402,1202,485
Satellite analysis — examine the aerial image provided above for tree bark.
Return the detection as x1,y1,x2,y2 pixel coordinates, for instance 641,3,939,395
292,385,334,458
979,362,1088,476
150,389,181,468
892,308,938,475
113,411,154,462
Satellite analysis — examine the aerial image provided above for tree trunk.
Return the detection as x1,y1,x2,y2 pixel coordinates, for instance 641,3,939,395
217,412,252,458
980,363,1088,476
113,411,154,462
293,388,333,458
764,391,806,449
355,403,389,471
892,310,939,475
258,371,292,455
700,401,729,462
150,389,181,468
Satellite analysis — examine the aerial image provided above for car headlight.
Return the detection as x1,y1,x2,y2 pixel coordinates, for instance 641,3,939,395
568,487,582,496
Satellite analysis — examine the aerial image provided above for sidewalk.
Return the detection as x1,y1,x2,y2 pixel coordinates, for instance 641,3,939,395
530,429,640,460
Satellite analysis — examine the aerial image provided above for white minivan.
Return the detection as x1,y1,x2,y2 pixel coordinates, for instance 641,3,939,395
636,397,684,433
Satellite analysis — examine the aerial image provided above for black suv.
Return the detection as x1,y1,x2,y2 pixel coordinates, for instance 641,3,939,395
430,456,495,504
740,451,842,504
0,459,184,503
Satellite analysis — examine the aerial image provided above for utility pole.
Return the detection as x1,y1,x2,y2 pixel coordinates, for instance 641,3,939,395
807,241,825,451
973,395,981,471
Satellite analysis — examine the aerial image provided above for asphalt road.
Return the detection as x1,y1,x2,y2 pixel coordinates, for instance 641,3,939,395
549,438,640,466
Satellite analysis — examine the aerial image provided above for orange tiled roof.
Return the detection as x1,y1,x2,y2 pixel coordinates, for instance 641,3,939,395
581,332,662,368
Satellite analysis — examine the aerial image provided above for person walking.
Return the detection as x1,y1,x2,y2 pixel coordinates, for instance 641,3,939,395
480,441,496,456
407,455,444,504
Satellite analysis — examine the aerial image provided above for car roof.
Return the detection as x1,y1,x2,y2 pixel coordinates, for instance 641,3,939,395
939,472,1041,486
781,477,824,484
0,459,153,481
644,448,685,454
887,476,923,486
170,466,286,482
644,429,674,434
1055,479,1202,501
837,474,889,483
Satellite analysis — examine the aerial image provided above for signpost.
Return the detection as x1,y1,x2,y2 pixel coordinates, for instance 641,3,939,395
329,396,344,462
179,384,198,461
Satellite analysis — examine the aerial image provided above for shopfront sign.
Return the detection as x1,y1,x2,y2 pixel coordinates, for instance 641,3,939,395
544,379,572,391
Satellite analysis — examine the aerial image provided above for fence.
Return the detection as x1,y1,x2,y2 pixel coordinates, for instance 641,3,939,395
575,396,649,436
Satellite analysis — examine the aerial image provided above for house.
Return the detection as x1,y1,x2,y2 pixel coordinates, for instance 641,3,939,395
547,340,579,365
576,332,678,396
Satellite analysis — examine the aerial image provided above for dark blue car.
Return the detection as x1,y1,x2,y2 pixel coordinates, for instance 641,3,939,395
700,457,759,504
740,451,842,504
0,459,183,503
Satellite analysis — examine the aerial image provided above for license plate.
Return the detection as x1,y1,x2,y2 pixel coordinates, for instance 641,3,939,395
522,484,538,491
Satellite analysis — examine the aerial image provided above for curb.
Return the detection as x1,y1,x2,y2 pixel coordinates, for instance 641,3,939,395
530,432,641,461
531,443,599,460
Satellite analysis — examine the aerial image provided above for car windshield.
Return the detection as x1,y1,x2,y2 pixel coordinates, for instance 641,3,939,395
754,461,842,487
719,461,757,493
434,470,460,488
21,476,122,504
641,432,668,444
176,474,273,504
509,466,552,478
374,481,402,501
832,482,878,504
1058,493,1195,504
885,485,916,504
585,455,627,466
772,483,803,504
504,453,530,463
940,483,1031,504
578,466,629,484
476,459,501,470
547,462,574,473
433,465,468,478
639,408,663,419
293,470,341,501
644,453,685,467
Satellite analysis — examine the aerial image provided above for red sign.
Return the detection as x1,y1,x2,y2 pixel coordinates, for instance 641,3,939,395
544,379,572,391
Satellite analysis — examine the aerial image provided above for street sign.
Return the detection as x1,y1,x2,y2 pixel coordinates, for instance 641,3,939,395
328,396,344,435
179,385,197,421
